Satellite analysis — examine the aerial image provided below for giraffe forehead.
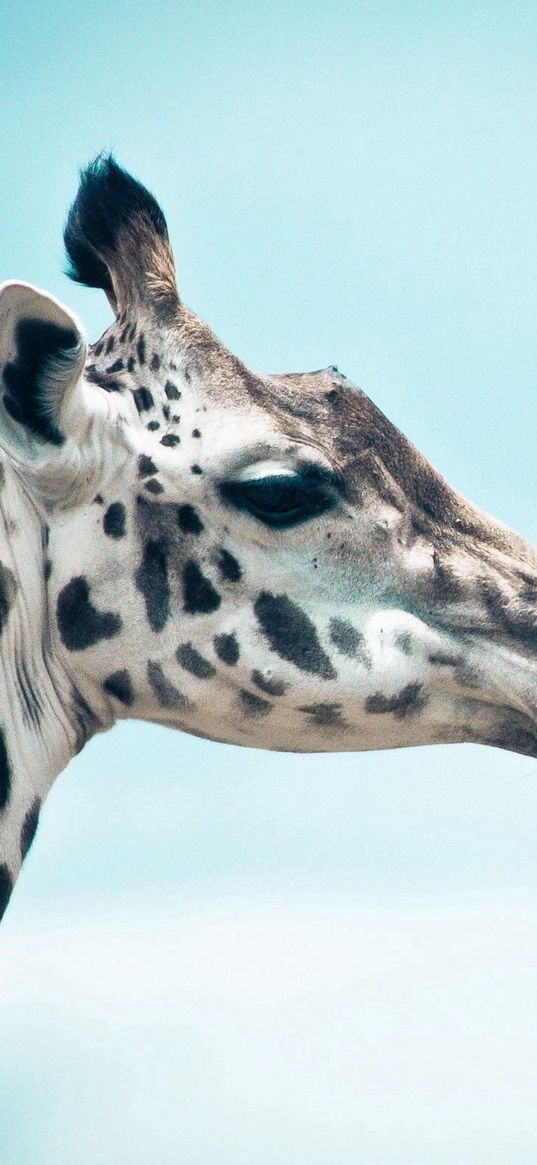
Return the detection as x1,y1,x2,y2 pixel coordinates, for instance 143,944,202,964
86,311,345,434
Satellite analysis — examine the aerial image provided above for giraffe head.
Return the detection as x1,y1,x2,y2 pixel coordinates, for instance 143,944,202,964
1,156,536,762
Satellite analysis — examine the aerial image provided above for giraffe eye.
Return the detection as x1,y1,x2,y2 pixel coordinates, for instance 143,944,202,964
220,473,336,528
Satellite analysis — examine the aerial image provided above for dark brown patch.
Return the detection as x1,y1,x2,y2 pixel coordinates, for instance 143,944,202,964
135,539,170,632
144,478,165,494
20,798,41,861
255,592,336,680
217,549,242,583
57,577,122,650
0,727,12,810
428,651,462,667
365,682,427,718
213,632,239,665
239,689,272,717
177,642,216,679
329,618,371,667
298,701,346,727
0,864,13,920
85,367,122,392
164,380,180,400
182,560,221,614
251,669,287,697
138,454,158,478
0,563,17,632
103,669,134,706
103,502,126,538
147,661,186,709
176,505,204,535
132,387,154,413
480,578,537,651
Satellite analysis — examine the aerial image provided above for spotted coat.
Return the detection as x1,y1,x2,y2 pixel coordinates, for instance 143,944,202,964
0,156,536,920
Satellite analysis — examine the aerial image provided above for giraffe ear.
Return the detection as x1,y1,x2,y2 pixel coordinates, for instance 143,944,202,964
64,154,179,321
0,281,87,464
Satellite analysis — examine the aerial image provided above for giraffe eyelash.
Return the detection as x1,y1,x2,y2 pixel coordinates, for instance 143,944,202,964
219,470,338,529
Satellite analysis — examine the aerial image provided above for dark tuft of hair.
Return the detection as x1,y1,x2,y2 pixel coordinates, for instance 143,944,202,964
63,154,170,293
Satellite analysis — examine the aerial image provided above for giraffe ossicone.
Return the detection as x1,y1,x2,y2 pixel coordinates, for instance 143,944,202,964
0,155,536,918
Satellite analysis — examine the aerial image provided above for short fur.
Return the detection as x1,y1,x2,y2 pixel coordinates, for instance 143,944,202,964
0,157,536,927
64,155,178,317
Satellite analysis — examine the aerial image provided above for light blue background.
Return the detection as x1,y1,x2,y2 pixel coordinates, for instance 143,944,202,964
1,3,537,1161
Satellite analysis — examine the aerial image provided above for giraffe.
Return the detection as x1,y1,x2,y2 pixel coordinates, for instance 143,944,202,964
0,155,536,921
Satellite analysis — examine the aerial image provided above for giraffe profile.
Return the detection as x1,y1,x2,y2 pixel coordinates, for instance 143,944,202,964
0,156,536,920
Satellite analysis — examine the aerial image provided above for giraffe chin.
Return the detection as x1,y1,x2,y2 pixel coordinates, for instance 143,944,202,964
439,699,537,758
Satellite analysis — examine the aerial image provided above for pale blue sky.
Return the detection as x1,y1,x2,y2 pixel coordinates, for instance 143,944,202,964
1,3,537,1162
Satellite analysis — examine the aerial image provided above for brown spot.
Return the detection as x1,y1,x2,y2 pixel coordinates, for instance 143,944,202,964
365,682,427,719
251,669,287,697
20,798,41,861
239,689,272,717
144,478,165,494
298,702,347,727
329,618,371,667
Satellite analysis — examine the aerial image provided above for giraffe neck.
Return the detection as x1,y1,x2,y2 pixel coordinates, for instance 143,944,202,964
0,462,107,919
